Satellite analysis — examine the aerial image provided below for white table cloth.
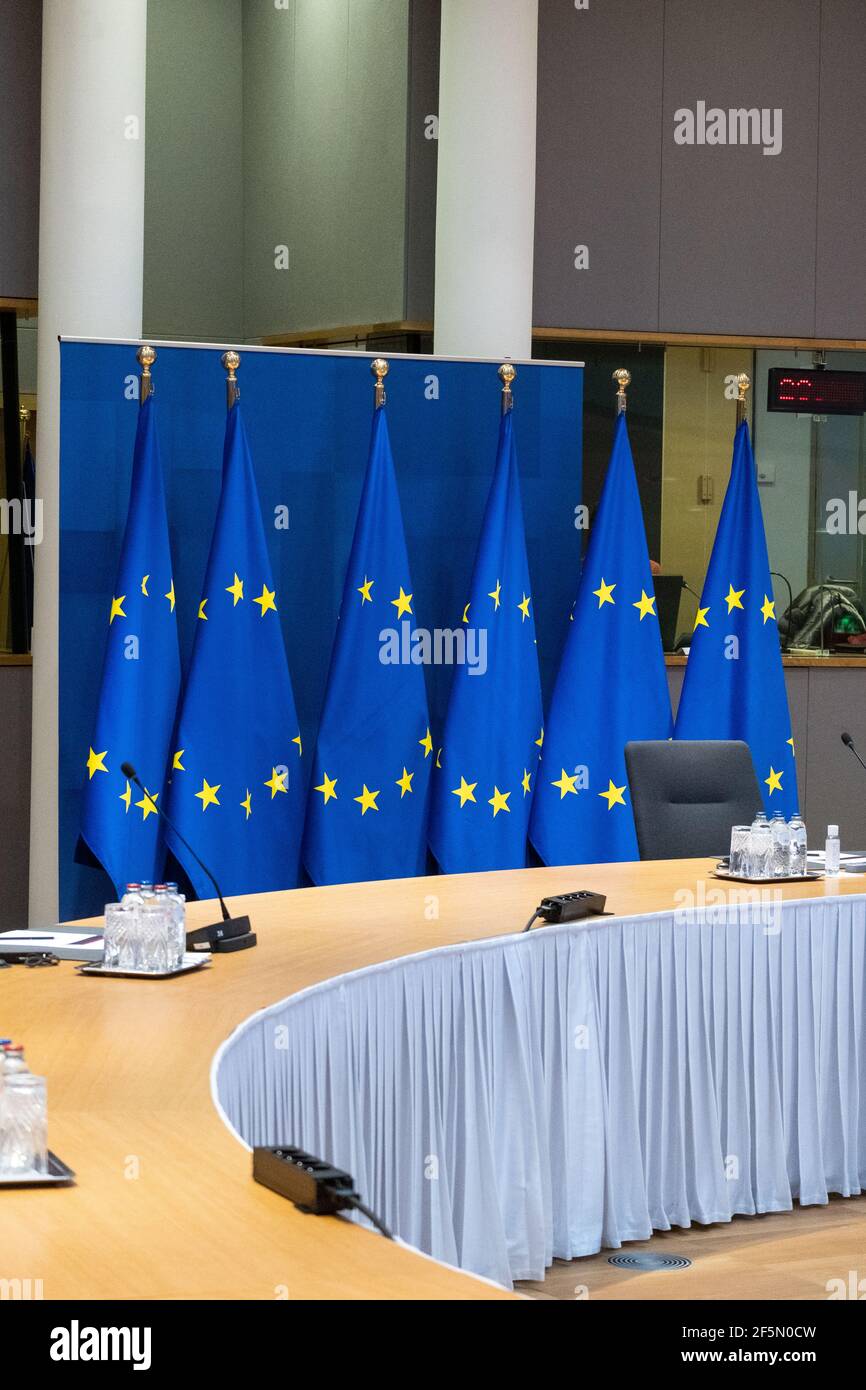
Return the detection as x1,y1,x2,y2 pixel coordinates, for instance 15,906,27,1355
212,895,866,1288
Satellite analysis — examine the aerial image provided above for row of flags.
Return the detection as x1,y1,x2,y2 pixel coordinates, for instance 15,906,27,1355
78,387,797,901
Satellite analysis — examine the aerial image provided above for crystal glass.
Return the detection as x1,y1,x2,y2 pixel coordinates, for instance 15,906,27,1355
102,902,131,970
747,821,773,879
0,1073,47,1176
138,899,173,973
729,825,751,876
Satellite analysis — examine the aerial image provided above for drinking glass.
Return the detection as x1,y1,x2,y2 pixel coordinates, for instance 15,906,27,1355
747,822,773,879
102,902,130,970
138,900,173,973
0,1073,47,1175
729,825,750,876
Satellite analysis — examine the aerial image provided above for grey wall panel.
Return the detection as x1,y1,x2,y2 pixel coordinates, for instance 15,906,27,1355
0,0,41,300
404,0,439,324
803,669,866,852
533,0,664,332
815,0,866,338
659,0,820,336
0,667,31,930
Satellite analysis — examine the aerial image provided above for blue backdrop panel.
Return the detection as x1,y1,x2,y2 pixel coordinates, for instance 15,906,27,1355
59,341,583,920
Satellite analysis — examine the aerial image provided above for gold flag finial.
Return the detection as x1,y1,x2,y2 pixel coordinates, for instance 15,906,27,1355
222,350,241,409
499,362,516,414
371,357,389,408
735,371,751,425
137,344,156,405
613,368,631,415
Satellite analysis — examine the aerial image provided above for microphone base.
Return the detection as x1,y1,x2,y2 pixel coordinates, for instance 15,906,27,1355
186,914,256,954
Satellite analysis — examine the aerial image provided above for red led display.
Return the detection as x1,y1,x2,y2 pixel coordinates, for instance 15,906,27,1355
767,368,866,415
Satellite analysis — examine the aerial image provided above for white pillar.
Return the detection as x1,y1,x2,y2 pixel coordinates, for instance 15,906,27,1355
433,0,538,360
31,0,147,925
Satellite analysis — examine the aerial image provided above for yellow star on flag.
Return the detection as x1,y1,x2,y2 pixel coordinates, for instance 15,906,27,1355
451,776,477,807
760,594,776,624
136,788,159,821
436,747,442,769
254,585,277,617
517,593,531,622
693,606,710,630
488,580,501,611
521,768,532,796
632,590,656,620
119,781,132,813
764,766,783,795
354,784,379,815
172,749,185,771
226,573,244,606
265,767,288,798
462,602,470,623
87,747,108,779
292,733,302,756
395,767,414,798
314,773,338,804
198,599,208,621
391,586,413,618
141,575,149,597
599,779,626,810
109,596,126,625
195,778,220,811
593,578,616,608
240,790,252,819
488,787,511,817
724,584,745,613
787,737,795,754
357,575,374,604
419,727,433,758
535,727,544,749
164,581,175,612
551,768,578,799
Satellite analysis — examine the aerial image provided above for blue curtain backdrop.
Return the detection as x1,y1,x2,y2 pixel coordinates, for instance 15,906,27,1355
59,342,583,920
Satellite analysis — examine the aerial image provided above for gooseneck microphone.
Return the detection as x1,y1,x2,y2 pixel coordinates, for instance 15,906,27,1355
841,731,866,774
120,762,256,953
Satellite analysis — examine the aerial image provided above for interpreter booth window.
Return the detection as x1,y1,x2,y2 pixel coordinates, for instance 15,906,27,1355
659,345,866,654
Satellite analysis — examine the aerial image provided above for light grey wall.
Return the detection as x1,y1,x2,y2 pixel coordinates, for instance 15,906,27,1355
404,0,439,324
143,0,245,342
0,0,41,300
241,0,411,339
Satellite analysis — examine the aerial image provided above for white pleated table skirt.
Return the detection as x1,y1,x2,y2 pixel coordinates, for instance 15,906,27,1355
212,894,866,1288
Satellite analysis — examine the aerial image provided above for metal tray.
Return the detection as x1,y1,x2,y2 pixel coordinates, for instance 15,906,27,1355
76,952,211,980
0,1151,75,1188
711,868,823,885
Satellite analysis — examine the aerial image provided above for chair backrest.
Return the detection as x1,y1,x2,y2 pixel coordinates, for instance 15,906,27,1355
624,740,762,860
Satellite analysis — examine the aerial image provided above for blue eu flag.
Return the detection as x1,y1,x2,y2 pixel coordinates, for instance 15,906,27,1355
530,412,672,864
163,403,305,896
77,397,181,894
675,420,797,815
303,405,431,885
428,410,543,871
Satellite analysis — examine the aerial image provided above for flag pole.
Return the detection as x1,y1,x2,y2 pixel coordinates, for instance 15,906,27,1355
371,356,388,408
735,371,750,426
221,350,241,409
137,344,155,405
613,368,631,414
499,361,515,414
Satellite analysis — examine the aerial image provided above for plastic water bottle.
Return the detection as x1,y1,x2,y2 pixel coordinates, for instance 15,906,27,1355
825,824,841,876
770,812,791,877
788,816,808,876
121,882,143,911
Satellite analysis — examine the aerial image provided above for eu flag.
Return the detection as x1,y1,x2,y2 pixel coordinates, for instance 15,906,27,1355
303,404,431,884
163,403,305,896
428,410,542,871
530,412,672,864
77,397,181,894
675,420,797,815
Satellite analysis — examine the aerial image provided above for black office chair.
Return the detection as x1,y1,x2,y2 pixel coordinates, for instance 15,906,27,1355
624,740,762,860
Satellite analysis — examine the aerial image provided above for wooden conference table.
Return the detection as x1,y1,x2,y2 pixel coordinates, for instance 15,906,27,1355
4,858,864,1300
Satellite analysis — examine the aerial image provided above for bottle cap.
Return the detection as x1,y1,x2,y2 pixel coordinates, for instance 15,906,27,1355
828,825,839,837
126,883,141,890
